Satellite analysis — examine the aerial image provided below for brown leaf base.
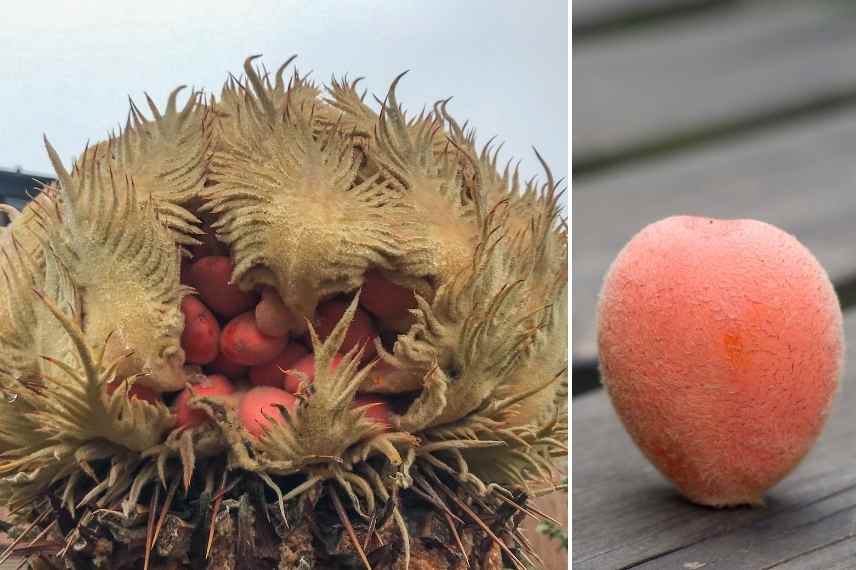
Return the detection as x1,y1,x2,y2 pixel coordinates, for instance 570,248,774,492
18,483,525,570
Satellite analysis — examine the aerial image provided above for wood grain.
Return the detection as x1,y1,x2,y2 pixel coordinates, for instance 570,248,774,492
573,108,856,362
574,1,856,165
572,311,856,569
574,0,728,32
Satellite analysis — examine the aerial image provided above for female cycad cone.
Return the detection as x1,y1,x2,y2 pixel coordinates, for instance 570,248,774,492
598,216,843,507
0,55,567,568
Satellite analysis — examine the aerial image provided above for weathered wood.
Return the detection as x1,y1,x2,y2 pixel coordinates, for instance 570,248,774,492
767,533,856,570
574,0,730,33
572,311,856,569
574,1,856,168
633,484,856,568
573,108,856,362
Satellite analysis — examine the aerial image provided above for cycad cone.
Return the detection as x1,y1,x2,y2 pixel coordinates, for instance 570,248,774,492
597,216,843,507
0,55,567,569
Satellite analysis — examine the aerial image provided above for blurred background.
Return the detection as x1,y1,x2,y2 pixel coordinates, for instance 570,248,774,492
1,1,568,568
573,0,856,395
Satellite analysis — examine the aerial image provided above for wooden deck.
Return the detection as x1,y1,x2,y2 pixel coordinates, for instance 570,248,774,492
573,0,856,567
574,313,856,569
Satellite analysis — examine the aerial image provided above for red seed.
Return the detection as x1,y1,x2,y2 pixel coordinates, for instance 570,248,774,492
315,300,377,359
180,296,220,365
249,343,309,388
206,351,248,379
238,387,297,437
187,256,257,319
283,353,343,393
352,395,392,430
255,286,298,338
360,270,416,321
221,312,288,366
174,374,235,429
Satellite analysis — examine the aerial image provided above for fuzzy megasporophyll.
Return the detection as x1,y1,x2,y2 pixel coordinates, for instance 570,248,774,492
0,55,567,570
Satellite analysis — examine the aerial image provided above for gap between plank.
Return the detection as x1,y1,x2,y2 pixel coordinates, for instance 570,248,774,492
760,532,856,569
611,479,856,569
574,88,856,181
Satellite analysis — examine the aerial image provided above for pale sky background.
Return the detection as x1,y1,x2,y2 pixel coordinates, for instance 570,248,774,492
1,1,568,198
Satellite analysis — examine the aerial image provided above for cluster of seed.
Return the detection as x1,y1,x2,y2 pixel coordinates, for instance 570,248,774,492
0,56,566,570
106,235,417,439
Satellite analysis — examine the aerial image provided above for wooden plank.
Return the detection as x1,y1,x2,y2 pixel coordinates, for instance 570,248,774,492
574,0,732,35
633,486,856,568
572,311,856,569
768,535,856,570
573,108,856,363
574,1,856,167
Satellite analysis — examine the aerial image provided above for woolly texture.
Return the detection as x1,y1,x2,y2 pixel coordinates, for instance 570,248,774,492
598,216,843,507
0,55,567,569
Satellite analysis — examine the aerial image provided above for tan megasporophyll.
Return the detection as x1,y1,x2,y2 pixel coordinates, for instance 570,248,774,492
0,56,567,569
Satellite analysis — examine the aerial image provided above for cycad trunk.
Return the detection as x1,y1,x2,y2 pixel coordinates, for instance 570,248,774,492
26,485,525,570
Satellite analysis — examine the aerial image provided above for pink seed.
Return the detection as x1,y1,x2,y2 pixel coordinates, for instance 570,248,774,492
360,270,416,321
238,387,297,437
255,286,297,338
315,299,377,359
187,256,258,319
250,343,309,388
283,353,344,393
174,374,235,429
220,312,288,366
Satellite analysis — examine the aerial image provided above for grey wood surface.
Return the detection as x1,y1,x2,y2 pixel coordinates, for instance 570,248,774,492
573,107,856,362
572,311,856,569
574,0,856,166
574,0,728,30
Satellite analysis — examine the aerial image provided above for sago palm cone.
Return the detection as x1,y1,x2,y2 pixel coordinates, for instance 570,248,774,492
0,55,567,569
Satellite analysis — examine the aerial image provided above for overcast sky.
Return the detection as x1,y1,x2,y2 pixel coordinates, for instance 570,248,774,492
2,1,568,198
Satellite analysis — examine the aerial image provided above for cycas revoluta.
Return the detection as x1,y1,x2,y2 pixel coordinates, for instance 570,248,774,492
0,55,567,570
